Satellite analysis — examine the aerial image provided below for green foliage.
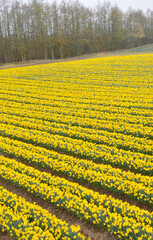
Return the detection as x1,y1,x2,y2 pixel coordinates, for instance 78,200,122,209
0,0,153,63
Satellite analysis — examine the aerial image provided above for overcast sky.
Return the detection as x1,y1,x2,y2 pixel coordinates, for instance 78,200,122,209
54,0,153,12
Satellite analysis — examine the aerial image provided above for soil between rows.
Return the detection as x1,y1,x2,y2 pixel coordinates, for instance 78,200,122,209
0,177,117,240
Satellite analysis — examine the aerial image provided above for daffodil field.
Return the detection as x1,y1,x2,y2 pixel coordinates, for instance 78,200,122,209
0,54,153,240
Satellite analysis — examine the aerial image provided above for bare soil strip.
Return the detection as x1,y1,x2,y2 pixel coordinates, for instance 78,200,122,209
0,52,110,70
0,178,117,240
1,48,152,70
1,152,152,213
0,231,16,240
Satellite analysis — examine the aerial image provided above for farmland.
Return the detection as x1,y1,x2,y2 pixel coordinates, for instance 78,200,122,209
0,54,153,240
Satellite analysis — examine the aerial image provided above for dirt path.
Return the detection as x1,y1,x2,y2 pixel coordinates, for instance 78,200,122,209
0,52,109,70
1,49,152,70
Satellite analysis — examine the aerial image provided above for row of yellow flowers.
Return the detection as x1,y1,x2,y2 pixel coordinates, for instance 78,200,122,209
0,186,85,240
2,135,153,187
0,53,152,239
1,100,152,139
0,137,153,205
0,203,55,240
0,93,152,138
0,55,152,93
0,122,152,175
1,88,152,121
1,154,153,225
1,98,152,129
0,85,152,111
0,112,152,155
0,155,153,240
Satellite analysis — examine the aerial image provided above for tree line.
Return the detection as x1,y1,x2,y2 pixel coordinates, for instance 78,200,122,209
0,0,153,63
